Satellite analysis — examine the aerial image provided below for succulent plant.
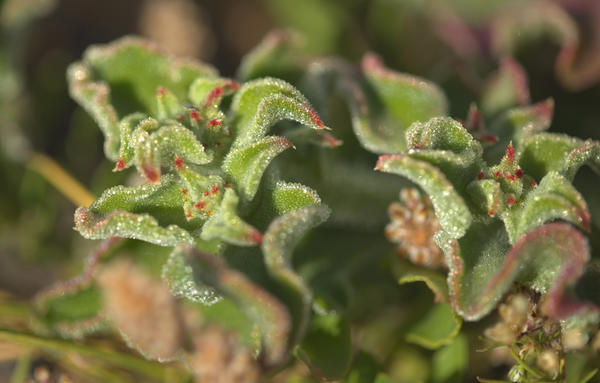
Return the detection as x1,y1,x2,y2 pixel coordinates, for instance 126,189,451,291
30,36,346,374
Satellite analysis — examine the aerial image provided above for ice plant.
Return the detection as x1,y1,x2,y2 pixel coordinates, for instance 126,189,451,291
32,36,337,374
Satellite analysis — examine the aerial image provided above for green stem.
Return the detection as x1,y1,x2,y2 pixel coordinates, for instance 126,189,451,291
509,346,545,379
0,328,167,380
9,347,32,383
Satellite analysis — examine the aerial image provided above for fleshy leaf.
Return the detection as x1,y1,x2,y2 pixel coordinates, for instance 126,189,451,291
396,259,449,303
236,29,305,82
74,175,194,245
67,36,216,159
376,154,472,238
201,188,263,246
351,53,447,154
270,181,322,216
405,117,483,184
513,171,590,241
519,133,600,181
31,284,106,339
230,77,329,149
439,222,595,320
295,310,353,381
405,303,462,350
222,136,294,204
262,205,330,348
170,246,291,366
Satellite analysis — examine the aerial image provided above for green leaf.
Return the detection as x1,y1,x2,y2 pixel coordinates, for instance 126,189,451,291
405,117,483,184
439,222,592,320
68,36,216,159
396,259,449,303
222,136,294,204
481,57,530,116
201,188,263,246
431,335,468,383
262,205,330,348
170,246,291,366
270,181,322,215
237,30,305,82
31,284,106,339
515,171,590,241
351,53,447,154
230,77,328,149
376,154,472,238
519,133,600,181
296,311,352,381
75,175,194,245
405,303,462,350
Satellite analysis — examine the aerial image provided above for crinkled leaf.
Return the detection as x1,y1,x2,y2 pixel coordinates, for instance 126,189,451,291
514,171,590,241
171,246,291,366
162,247,221,305
376,154,472,238
230,77,328,149
396,259,449,303
296,311,352,381
201,188,263,246
439,222,593,320
351,53,447,154
270,181,322,216
466,179,504,217
405,303,462,350
68,36,216,159
31,284,106,339
406,117,483,184
222,136,293,204
262,205,330,348
75,175,194,245
519,133,600,181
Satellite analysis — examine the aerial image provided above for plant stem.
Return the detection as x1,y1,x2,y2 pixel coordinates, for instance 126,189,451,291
9,347,32,383
0,328,168,380
27,152,95,207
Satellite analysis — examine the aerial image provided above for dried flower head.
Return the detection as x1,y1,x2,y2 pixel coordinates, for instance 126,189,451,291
385,187,445,268
97,259,183,361
188,325,259,383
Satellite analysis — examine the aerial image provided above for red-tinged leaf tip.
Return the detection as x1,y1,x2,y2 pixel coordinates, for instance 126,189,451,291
190,110,201,122
185,212,192,218
228,81,240,91
205,86,224,106
494,171,502,178
177,115,185,121
307,107,324,128
322,133,342,147
156,86,167,97
224,181,231,188
115,158,126,171
194,201,206,210
215,141,221,147
477,171,485,180
203,191,209,197
211,184,219,195
506,195,515,206
501,57,530,105
529,180,538,188
249,230,263,245
374,154,402,171
533,99,554,120
505,142,515,163
207,119,221,127
142,166,160,183
227,130,233,137
515,168,524,178
174,156,184,169
181,189,188,195
488,210,496,217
